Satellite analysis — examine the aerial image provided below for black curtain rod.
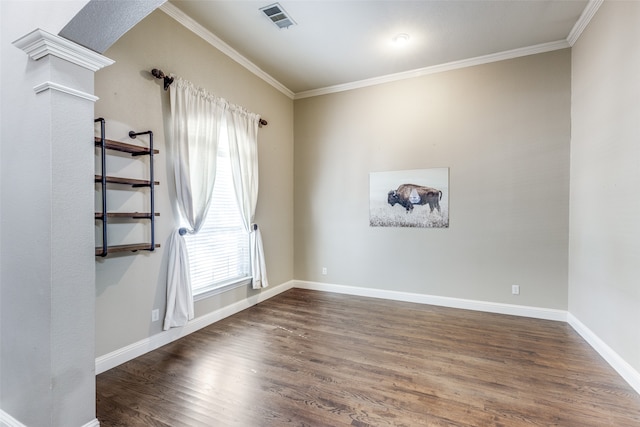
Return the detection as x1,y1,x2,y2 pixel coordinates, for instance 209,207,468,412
150,68,268,127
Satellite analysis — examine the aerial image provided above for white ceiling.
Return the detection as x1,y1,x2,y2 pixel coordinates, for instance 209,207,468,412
167,0,591,97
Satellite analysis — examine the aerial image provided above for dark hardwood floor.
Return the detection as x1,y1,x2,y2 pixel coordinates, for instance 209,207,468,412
97,288,640,426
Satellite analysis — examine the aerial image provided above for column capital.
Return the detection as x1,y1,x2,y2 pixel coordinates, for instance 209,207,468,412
13,28,114,72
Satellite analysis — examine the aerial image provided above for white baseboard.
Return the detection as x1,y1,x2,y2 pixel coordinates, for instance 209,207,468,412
95,280,295,374
96,279,565,374
95,278,640,399
294,280,567,321
0,412,98,427
297,280,640,395
567,313,640,395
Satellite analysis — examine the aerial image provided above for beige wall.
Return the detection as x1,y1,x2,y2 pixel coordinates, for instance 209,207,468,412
570,2,640,373
294,50,571,309
93,2,640,381
94,10,294,357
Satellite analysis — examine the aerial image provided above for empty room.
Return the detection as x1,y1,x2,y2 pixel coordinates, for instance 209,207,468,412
1,1,640,426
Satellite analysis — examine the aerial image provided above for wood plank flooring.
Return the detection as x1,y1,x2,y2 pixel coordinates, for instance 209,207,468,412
96,288,640,426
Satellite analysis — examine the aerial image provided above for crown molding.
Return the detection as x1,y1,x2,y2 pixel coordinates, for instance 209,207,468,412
13,28,114,72
159,2,295,99
159,2,590,100
567,0,604,46
295,39,570,99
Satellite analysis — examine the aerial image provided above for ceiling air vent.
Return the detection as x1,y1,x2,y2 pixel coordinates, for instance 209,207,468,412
260,3,296,29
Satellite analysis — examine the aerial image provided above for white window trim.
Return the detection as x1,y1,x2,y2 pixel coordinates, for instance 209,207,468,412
193,276,252,301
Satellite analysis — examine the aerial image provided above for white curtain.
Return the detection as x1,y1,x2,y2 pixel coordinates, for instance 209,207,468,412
226,106,269,289
164,76,226,330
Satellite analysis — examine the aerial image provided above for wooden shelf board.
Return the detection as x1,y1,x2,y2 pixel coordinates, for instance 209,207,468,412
95,212,160,219
95,175,159,186
95,243,160,256
95,137,159,154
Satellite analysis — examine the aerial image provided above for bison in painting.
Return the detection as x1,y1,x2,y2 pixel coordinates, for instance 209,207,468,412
387,184,442,213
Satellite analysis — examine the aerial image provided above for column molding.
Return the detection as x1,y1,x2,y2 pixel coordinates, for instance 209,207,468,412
33,81,99,102
13,28,114,72
2,27,113,427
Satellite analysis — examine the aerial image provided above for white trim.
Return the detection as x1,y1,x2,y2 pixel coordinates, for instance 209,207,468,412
295,40,569,99
157,1,595,99
567,313,640,395
12,29,114,72
296,281,640,395
159,2,295,99
0,410,26,427
96,279,566,373
294,280,567,321
156,1,600,99
33,81,99,102
193,277,252,302
0,412,94,427
567,0,604,46
95,278,640,400
96,280,295,374
0,410,99,427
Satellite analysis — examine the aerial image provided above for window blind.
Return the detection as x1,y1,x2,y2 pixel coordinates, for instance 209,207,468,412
185,128,250,294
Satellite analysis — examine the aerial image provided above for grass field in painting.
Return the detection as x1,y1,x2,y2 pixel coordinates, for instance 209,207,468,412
369,199,449,228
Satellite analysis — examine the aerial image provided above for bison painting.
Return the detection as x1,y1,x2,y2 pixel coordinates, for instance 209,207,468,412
387,183,442,213
371,168,448,228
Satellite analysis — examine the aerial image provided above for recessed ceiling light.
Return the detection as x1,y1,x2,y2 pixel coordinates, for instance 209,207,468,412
392,33,410,46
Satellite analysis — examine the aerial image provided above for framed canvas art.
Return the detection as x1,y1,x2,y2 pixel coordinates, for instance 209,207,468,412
370,168,449,228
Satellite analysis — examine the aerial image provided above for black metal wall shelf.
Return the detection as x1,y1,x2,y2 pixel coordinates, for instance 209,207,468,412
95,212,160,219
93,137,159,155
94,174,159,187
95,118,159,257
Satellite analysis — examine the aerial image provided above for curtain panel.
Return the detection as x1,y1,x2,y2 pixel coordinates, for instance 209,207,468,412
164,76,268,330
164,76,225,330
226,106,269,289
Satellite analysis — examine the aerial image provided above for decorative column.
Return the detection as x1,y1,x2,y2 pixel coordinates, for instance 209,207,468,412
2,29,112,427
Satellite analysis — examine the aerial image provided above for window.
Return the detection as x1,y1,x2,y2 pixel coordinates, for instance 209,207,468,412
184,125,250,297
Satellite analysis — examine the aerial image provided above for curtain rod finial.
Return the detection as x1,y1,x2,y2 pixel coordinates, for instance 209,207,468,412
151,68,174,90
151,68,164,79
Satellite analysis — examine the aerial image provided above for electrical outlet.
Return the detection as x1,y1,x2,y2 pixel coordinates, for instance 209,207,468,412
151,309,160,322
322,267,327,275
512,285,520,295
